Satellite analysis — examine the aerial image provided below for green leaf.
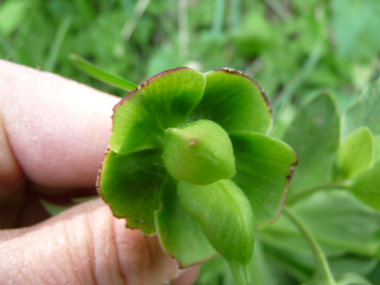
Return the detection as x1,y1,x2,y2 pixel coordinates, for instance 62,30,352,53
335,127,374,180
98,149,165,236
230,131,298,225
331,0,380,63
341,83,380,139
163,120,235,185
155,178,217,267
177,179,255,284
264,191,380,261
69,54,138,91
283,93,340,195
110,67,206,154
292,191,380,257
283,207,337,285
192,68,272,134
337,273,373,285
0,0,30,36
349,158,380,212
231,11,273,57
330,257,377,281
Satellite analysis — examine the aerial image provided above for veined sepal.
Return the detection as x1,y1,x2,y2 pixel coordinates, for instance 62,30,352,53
177,179,255,284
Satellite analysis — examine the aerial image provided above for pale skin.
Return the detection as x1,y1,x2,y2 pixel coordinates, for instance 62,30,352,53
0,60,198,285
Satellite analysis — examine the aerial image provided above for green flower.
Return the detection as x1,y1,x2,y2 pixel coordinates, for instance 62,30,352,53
97,67,297,284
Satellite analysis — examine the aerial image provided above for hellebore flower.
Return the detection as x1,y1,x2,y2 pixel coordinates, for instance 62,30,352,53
97,67,297,284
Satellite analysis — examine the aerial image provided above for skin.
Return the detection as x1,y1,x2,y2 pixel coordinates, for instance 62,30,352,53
0,60,198,285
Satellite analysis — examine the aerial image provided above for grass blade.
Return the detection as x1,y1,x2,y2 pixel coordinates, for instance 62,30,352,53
120,0,151,42
44,16,73,72
212,0,225,35
70,54,138,91
274,40,323,113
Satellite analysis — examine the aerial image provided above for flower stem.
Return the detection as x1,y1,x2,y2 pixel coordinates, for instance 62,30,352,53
212,0,225,35
282,207,337,285
286,182,348,204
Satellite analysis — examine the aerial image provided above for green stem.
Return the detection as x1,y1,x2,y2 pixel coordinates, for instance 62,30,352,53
212,0,225,35
120,0,150,41
286,182,348,204
43,16,72,72
282,207,337,285
230,0,241,32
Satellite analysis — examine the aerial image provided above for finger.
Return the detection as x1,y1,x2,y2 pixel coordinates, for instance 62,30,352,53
0,115,26,227
0,60,120,190
171,266,200,285
0,199,182,285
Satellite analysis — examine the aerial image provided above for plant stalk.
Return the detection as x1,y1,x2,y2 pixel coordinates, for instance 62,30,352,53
282,207,337,285
44,16,72,72
120,0,150,41
286,182,348,204
212,0,225,35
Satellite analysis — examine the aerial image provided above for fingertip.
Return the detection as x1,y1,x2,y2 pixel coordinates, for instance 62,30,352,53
1,61,120,188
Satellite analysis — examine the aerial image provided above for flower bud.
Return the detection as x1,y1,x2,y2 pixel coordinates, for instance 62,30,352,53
163,120,236,185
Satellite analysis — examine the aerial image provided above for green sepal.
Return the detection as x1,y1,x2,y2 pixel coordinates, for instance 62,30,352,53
229,262,251,285
177,179,255,284
335,127,374,180
283,93,340,194
98,149,165,236
230,131,298,225
110,67,206,154
349,158,380,212
192,68,272,134
163,120,236,185
155,177,218,267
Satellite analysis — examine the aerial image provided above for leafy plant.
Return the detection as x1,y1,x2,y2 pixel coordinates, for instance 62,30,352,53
97,66,297,284
81,60,380,285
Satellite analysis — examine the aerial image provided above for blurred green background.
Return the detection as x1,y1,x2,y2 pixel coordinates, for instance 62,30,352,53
2,0,380,284
1,0,379,104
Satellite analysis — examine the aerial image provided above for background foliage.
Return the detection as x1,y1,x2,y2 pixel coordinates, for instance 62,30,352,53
1,0,380,284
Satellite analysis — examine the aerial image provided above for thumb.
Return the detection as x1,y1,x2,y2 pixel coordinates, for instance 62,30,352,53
0,199,196,285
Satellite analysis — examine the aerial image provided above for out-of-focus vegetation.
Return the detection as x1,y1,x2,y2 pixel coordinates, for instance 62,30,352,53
2,0,380,284
1,0,379,101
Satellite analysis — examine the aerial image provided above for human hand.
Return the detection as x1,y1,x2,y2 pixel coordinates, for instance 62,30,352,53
0,60,198,285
